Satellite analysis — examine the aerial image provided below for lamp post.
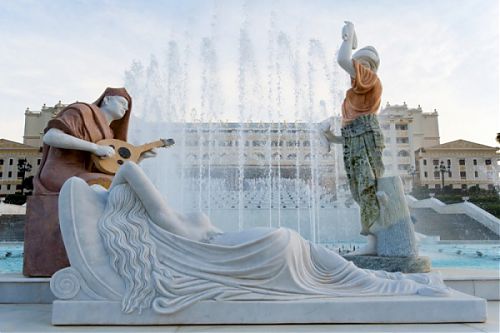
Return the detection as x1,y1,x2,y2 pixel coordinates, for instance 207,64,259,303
435,161,450,191
17,158,32,195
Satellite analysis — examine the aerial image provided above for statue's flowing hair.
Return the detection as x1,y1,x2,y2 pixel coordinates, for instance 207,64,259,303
98,183,171,313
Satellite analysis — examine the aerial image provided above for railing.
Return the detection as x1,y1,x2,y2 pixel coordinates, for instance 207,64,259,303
406,195,500,236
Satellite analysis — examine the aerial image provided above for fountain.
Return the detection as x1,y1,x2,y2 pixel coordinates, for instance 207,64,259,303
124,12,361,244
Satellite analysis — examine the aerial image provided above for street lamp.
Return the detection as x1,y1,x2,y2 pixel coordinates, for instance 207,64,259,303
17,158,32,195
435,161,451,191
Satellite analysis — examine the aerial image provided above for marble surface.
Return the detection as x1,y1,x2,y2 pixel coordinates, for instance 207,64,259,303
51,290,487,325
0,302,498,332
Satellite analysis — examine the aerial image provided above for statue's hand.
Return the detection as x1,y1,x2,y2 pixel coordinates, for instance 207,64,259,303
138,148,157,163
93,144,115,158
342,21,355,42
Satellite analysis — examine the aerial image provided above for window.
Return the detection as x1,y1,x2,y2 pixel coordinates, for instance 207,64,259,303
37,159,41,165
460,171,466,179
395,124,408,130
423,159,427,166
303,141,310,147
424,171,428,178
0,172,2,178
7,185,11,190
16,184,23,190
475,171,478,178
433,159,439,166
397,150,410,157
287,153,297,160
8,171,12,178
473,159,477,166
434,171,440,179
461,184,467,190
435,184,441,189
396,137,409,144
459,159,465,166
0,159,3,165
485,159,492,165
447,159,451,166
398,164,410,170
271,140,284,147
381,124,390,130
9,158,13,165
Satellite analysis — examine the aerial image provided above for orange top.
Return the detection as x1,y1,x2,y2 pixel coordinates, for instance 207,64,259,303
341,60,382,127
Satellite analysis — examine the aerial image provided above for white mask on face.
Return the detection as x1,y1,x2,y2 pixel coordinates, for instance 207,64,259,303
101,96,128,121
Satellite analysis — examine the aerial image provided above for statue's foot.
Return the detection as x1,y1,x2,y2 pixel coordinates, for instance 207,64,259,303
346,235,377,256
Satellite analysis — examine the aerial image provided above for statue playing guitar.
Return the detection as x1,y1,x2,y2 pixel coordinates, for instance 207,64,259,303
27,87,175,277
36,87,173,191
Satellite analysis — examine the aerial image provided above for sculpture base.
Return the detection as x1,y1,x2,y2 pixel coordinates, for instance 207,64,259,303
52,290,486,325
343,255,431,273
23,195,69,277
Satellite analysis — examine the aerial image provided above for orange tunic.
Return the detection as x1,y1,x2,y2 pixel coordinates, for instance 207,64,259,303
341,60,382,127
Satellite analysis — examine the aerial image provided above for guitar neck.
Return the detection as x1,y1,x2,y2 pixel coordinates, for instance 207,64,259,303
137,140,167,153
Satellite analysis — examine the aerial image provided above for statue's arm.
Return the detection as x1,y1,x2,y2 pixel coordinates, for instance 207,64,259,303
43,128,114,157
110,162,186,234
337,21,357,78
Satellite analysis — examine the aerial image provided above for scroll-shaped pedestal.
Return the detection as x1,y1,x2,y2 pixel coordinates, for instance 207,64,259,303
374,176,418,257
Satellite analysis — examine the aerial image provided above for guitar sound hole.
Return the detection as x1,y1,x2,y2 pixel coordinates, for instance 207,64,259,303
118,147,131,159
117,160,124,165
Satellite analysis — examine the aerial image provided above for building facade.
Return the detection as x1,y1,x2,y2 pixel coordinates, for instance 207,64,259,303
415,140,499,190
21,100,498,193
378,102,440,191
23,101,67,148
0,139,41,197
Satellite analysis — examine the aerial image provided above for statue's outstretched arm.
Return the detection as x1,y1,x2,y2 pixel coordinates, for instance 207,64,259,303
44,128,115,157
337,21,357,78
110,162,188,235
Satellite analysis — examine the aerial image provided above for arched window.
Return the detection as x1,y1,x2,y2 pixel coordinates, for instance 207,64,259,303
255,152,265,160
272,152,282,160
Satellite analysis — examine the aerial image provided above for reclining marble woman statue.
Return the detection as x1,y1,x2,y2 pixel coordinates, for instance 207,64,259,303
53,161,450,317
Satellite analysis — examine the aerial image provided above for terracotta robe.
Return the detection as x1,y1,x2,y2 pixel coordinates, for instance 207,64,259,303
34,87,132,194
342,60,382,127
34,103,114,194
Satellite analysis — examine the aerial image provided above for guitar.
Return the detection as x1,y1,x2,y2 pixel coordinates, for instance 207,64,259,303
91,138,175,175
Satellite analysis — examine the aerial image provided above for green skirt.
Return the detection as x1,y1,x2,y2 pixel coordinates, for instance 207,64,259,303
341,114,385,235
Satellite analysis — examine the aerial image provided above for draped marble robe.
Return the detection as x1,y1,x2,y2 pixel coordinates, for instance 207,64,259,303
98,181,450,315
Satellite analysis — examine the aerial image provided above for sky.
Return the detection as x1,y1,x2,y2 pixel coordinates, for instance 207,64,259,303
0,0,498,147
